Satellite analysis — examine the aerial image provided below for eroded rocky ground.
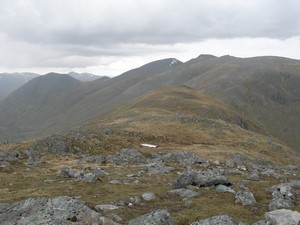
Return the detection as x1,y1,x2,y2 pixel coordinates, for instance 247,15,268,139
0,128,299,224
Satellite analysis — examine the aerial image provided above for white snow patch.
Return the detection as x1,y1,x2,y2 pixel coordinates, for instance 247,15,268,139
170,59,178,67
140,144,157,148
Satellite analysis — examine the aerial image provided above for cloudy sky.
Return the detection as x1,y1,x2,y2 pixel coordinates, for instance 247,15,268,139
0,0,299,76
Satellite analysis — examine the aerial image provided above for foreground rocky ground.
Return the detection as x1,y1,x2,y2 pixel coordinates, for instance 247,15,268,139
0,131,299,224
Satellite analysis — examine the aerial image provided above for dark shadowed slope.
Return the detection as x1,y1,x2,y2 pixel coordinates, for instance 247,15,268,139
0,58,181,141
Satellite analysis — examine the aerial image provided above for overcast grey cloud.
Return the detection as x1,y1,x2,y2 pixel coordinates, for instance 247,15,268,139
0,0,299,76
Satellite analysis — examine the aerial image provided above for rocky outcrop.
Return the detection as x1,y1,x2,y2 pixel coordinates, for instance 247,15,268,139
0,196,120,225
216,185,235,194
269,183,296,210
265,209,300,225
60,166,98,183
173,170,231,189
109,149,147,165
167,188,200,198
0,150,20,162
128,209,174,225
235,189,256,206
162,151,208,166
190,215,246,225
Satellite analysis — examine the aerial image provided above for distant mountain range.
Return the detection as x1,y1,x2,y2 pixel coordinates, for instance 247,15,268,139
0,72,103,100
0,55,300,154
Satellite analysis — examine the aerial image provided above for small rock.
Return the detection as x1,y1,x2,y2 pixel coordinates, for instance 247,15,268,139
128,209,174,225
265,209,300,225
95,204,119,212
109,180,122,185
142,192,156,201
235,190,256,205
80,173,97,183
168,188,200,198
60,166,82,178
190,215,246,225
247,171,260,181
216,185,235,194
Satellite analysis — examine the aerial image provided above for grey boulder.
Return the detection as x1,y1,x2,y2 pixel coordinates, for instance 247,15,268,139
190,215,246,225
265,209,300,225
128,209,174,225
0,196,120,225
235,190,256,205
173,170,231,189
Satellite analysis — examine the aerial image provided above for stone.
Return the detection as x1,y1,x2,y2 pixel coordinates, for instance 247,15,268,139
235,190,256,205
269,183,295,210
95,204,119,212
0,150,20,162
142,192,156,201
60,166,82,178
247,171,260,181
265,209,300,225
168,188,200,198
0,196,120,225
110,149,147,165
162,151,207,166
216,185,235,194
109,180,122,185
190,215,246,225
79,173,97,183
128,209,174,225
173,170,232,189
148,162,174,174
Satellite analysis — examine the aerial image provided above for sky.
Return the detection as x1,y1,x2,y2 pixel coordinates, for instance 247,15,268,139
0,0,299,77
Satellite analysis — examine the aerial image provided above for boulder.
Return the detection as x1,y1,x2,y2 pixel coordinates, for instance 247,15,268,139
167,188,200,198
0,196,120,225
265,209,300,225
162,151,207,166
190,215,246,225
110,149,147,164
0,150,20,162
95,204,119,212
79,173,97,183
60,166,82,178
60,167,98,183
216,185,235,194
128,209,174,225
235,190,256,205
148,162,174,174
142,192,156,201
269,184,295,210
173,170,231,189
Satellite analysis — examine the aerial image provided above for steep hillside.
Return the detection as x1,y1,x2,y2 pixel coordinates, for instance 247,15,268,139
0,58,181,141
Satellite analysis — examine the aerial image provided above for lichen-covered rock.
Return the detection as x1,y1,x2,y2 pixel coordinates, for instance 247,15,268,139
109,149,147,164
128,209,174,225
265,209,300,225
167,188,200,198
162,151,207,166
235,190,256,205
173,170,231,189
190,215,246,225
0,196,120,225
142,192,156,201
269,183,295,210
216,185,235,194
147,162,174,174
